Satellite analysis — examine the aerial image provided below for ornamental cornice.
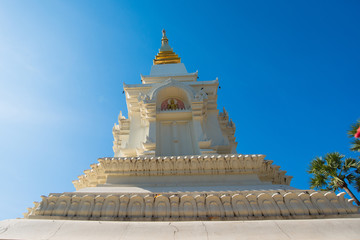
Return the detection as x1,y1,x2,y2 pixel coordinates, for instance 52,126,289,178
72,154,292,190
24,191,359,221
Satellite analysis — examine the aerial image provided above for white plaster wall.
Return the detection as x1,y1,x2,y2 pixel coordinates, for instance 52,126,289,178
127,114,146,150
156,121,199,156
204,112,229,146
150,63,188,76
155,86,191,109
105,174,263,187
156,121,172,156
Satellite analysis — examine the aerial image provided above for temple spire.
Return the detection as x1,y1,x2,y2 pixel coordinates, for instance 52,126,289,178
153,29,181,65
161,29,169,49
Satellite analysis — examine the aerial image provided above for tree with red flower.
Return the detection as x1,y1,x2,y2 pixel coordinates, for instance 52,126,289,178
348,120,360,152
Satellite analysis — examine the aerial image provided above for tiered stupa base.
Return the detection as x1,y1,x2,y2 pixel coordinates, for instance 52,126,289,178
25,190,359,221
24,154,360,221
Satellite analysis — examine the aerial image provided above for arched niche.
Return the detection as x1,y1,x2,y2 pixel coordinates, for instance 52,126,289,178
155,86,199,156
156,86,191,112
148,78,195,104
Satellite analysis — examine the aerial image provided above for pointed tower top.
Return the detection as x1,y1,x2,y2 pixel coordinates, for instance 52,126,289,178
160,29,171,51
154,29,181,65
162,29,167,40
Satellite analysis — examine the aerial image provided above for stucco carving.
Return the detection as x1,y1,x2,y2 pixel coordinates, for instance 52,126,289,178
73,154,292,190
102,195,119,219
283,192,308,216
25,191,359,221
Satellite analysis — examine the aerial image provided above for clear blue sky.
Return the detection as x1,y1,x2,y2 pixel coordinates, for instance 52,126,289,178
0,1,359,220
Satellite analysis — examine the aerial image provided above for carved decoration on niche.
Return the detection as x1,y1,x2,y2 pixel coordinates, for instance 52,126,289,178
161,98,185,111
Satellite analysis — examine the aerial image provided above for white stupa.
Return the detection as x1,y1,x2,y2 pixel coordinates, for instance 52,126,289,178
1,30,359,240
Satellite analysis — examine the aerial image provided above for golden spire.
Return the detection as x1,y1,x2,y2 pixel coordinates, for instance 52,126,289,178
153,29,181,65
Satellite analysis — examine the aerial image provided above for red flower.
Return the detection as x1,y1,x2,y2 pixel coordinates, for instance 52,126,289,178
355,127,360,138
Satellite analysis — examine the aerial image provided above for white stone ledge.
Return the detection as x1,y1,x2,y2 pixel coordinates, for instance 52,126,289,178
2,218,360,240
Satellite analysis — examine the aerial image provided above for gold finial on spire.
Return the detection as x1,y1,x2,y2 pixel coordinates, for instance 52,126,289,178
160,29,170,51
162,29,167,39
154,29,181,65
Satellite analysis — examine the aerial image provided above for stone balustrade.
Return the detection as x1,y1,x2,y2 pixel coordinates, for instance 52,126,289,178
24,191,359,221
72,154,292,190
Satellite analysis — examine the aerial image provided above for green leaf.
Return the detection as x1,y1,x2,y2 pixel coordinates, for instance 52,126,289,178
350,139,360,152
355,178,360,192
325,152,343,170
343,157,358,173
308,157,325,174
346,173,356,185
310,174,328,190
348,119,360,138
